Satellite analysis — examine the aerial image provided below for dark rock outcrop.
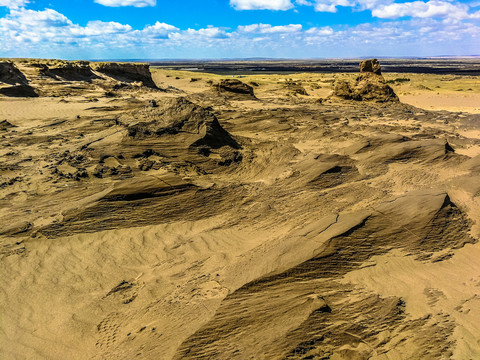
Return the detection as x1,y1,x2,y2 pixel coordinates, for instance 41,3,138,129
332,80,354,100
91,62,157,88
285,81,308,96
353,76,398,102
214,79,256,99
123,97,240,150
1,60,159,96
0,84,38,97
41,61,98,81
359,59,382,75
0,62,38,97
0,62,28,85
0,120,16,130
330,59,399,102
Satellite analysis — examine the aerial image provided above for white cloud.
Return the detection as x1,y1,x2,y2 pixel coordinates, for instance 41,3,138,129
372,0,480,20
0,0,28,8
305,26,334,35
164,26,231,41
185,26,230,38
295,0,313,5
297,0,480,20
1,8,72,28
94,0,156,7
0,8,173,50
0,7,478,59
142,21,179,38
238,23,302,33
311,0,353,12
81,21,132,36
230,0,294,10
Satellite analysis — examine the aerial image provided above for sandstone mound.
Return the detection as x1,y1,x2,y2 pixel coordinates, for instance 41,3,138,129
214,79,256,99
331,59,399,102
0,84,38,97
91,62,157,88
360,58,382,75
0,120,16,130
123,97,240,150
289,154,360,189
1,60,159,97
0,61,38,97
0,62,28,85
284,80,308,96
40,61,98,81
102,175,195,202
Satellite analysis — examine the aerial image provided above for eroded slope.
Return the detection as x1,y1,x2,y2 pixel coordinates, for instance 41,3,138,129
2,60,480,359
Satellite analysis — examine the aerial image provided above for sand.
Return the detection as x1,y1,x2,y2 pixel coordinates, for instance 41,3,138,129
1,59,480,359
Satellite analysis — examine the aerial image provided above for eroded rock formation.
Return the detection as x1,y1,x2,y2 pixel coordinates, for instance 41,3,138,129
40,61,98,81
91,62,157,88
214,79,256,99
331,59,399,102
0,62,28,85
0,61,38,97
0,60,160,97
122,97,241,151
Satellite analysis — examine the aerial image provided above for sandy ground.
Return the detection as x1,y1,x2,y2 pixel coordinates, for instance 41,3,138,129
400,93,480,114
2,60,480,359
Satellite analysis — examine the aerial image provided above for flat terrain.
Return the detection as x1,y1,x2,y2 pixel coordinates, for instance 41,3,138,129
152,68,480,114
150,58,480,75
1,59,480,359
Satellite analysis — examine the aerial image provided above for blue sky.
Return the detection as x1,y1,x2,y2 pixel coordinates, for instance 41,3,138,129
0,0,479,59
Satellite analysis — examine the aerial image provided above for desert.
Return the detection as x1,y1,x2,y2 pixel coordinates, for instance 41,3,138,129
1,56,480,359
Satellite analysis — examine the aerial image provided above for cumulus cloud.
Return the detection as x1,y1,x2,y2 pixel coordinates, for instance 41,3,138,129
372,0,480,20
305,26,334,35
297,0,480,20
0,8,166,49
0,6,478,59
0,8,232,57
94,0,156,7
238,23,302,33
0,0,28,8
1,8,72,28
184,26,230,39
230,0,294,10
310,0,353,12
80,21,132,36
142,21,179,38
295,0,313,5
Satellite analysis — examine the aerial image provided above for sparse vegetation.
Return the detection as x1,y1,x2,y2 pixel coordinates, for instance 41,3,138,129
386,77,411,84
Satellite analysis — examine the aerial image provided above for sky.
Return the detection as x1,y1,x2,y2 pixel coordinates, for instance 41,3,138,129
0,0,479,59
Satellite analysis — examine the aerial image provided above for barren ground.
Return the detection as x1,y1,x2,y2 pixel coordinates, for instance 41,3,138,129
1,60,480,359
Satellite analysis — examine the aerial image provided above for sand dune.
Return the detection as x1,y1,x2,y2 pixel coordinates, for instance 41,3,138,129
2,58,480,359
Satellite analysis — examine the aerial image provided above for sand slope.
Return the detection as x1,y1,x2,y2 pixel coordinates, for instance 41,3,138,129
2,60,480,359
